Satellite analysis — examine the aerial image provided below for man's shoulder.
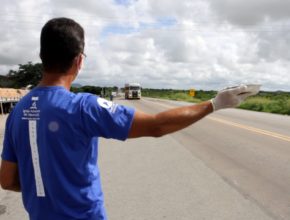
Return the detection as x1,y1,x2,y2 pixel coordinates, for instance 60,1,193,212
19,87,89,104
71,92,98,105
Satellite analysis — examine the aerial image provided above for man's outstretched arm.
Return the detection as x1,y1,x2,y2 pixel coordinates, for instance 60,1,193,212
128,85,254,138
129,101,213,138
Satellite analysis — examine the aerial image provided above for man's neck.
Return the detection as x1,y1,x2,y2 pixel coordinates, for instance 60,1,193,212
38,72,76,90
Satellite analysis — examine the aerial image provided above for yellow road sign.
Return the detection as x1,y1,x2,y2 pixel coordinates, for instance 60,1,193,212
189,89,195,97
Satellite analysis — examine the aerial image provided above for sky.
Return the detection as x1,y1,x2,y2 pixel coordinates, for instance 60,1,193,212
0,0,290,91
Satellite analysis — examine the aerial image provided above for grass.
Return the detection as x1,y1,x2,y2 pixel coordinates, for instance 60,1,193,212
239,97,290,115
142,89,290,116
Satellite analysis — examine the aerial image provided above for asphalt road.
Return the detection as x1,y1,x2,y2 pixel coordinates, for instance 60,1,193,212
114,97,290,220
0,97,290,220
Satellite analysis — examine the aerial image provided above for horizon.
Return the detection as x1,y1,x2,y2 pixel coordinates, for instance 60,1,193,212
71,83,290,93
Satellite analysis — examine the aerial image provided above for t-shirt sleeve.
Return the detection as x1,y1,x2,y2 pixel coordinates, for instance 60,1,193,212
1,114,17,162
81,95,135,140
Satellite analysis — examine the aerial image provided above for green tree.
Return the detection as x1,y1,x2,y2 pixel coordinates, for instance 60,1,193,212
0,75,14,88
80,86,103,95
7,62,43,88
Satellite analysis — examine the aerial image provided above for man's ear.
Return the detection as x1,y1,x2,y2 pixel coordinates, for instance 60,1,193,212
76,54,83,70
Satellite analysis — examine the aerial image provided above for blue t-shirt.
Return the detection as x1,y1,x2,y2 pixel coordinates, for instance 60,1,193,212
1,86,135,220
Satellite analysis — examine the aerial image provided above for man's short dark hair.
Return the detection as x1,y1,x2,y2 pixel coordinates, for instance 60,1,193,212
40,17,85,73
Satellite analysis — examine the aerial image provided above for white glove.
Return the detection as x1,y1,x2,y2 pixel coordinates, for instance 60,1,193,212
211,85,255,111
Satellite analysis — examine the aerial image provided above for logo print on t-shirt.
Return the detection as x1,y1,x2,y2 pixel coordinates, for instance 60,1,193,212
30,101,37,109
97,97,118,113
22,97,40,121
97,98,113,109
48,121,59,132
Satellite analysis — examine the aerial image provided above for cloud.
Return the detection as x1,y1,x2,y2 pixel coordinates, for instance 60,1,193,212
208,0,290,26
0,0,289,91
207,0,290,64
256,23,290,62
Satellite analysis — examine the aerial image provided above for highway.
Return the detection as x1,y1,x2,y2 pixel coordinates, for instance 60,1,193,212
0,97,290,220
101,97,290,220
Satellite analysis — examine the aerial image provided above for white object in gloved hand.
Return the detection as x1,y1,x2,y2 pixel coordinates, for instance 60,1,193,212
211,85,255,111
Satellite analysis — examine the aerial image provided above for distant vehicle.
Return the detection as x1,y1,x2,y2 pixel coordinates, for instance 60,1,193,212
110,91,117,101
124,83,141,99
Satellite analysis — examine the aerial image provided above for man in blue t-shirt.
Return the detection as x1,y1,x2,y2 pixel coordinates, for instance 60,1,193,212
0,18,252,220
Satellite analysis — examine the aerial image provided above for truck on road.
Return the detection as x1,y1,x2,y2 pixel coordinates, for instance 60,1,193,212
125,83,141,99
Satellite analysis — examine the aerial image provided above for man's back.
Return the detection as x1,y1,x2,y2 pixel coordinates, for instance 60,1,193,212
3,86,134,219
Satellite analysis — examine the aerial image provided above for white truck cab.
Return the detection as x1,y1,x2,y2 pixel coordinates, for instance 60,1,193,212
125,83,141,99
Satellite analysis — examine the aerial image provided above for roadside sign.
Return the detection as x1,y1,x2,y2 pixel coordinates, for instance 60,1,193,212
189,89,195,97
